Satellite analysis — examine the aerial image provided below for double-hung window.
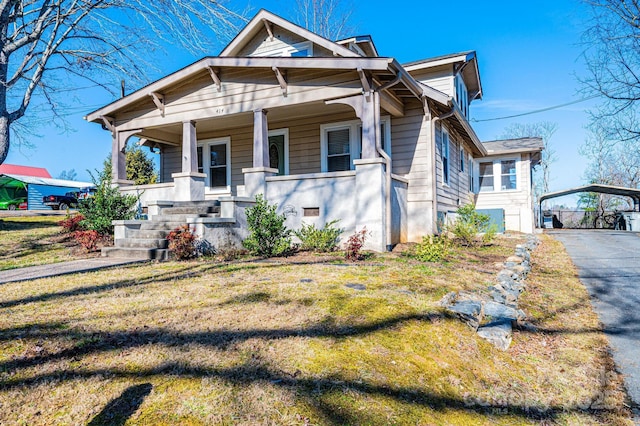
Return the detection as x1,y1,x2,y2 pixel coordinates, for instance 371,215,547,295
441,128,450,185
478,158,518,192
326,126,351,172
197,137,231,192
321,117,391,172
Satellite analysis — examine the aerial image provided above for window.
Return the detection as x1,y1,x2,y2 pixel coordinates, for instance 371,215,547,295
468,154,474,192
321,117,391,172
478,158,518,192
326,127,351,172
479,161,494,192
197,137,231,191
501,160,517,190
456,75,469,117
441,128,450,185
259,41,313,57
460,147,465,172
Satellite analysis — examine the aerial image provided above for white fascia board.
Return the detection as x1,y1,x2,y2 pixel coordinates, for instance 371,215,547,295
403,52,475,72
220,9,359,58
85,57,395,123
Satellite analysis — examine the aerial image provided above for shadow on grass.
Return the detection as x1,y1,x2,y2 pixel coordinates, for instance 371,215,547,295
0,357,621,423
87,383,152,426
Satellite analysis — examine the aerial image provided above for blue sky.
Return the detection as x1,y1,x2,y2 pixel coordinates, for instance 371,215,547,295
6,0,593,203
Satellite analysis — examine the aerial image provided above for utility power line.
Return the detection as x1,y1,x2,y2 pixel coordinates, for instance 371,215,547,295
471,95,600,122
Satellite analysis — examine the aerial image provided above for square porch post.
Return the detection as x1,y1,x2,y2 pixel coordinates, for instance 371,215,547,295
171,120,206,201
243,108,278,198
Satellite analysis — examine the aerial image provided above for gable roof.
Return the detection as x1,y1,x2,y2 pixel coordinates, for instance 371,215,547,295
0,164,51,178
403,51,482,101
335,35,379,57
220,9,360,58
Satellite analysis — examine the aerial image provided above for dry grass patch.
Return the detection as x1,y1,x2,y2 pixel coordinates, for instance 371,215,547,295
0,235,633,424
0,216,82,270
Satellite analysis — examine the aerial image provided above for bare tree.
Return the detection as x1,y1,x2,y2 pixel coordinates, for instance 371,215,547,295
580,0,640,141
0,0,248,165
501,121,558,200
293,0,355,40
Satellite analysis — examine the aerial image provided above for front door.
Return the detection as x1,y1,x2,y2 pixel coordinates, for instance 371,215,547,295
269,134,285,176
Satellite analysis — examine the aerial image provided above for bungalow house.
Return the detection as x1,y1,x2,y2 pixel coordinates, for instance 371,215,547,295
85,10,542,258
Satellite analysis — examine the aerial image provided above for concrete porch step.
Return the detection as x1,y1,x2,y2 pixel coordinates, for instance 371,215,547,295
151,214,219,222
139,221,187,231
101,247,169,260
160,206,220,215
116,238,168,249
128,229,170,239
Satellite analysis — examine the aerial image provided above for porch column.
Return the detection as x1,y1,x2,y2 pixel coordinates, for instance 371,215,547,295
112,130,138,186
360,93,378,160
253,109,269,167
243,108,278,198
112,132,126,183
171,120,206,201
182,120,198,173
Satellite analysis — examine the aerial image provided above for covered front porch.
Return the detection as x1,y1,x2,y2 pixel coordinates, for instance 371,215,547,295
113,92,404,251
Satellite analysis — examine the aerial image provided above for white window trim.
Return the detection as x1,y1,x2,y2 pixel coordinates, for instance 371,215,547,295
268,128,289,175
198,137,231,194
321,120,358,172
260,41,313,57
320,117,392,172
468,153,474,193
476,156,520,193
441,128,450,186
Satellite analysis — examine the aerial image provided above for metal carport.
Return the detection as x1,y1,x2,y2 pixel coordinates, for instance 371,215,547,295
539,184,640,228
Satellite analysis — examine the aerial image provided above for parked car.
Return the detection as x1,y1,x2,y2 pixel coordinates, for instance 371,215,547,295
42,187,96,210
0,197,27,210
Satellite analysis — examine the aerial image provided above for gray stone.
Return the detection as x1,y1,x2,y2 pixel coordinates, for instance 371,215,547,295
477,318,513,350
447,300,483,330
300,278,313,283
438,291,458,307
483,301,525,321
506,255,524,264
345,283,366,291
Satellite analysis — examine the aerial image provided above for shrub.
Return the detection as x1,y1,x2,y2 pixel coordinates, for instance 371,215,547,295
167,225,197,260
73,230,101,252
243,194,292,257
59,214,85,233
414,235,451,262
294,219,341,252
451,204,497,246
345,227,368,261
78,166,138,236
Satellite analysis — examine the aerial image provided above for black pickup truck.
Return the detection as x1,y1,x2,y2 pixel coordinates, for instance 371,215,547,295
43,187,95,210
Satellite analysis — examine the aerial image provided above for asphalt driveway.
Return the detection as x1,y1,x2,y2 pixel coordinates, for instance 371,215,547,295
547,229,640,420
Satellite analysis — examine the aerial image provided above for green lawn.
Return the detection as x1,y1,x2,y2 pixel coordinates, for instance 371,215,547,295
0,216,80,270
0,229,632,425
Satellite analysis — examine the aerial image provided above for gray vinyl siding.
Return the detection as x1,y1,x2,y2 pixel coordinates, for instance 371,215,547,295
160,146,181,183
435,122,474,212
408,65,454,97
238,27,334,57
389,104,433,203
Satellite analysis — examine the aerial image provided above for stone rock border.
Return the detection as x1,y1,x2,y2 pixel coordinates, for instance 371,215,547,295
439,235,540,350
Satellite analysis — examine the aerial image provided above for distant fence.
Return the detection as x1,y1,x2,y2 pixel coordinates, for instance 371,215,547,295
549,210,618,229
